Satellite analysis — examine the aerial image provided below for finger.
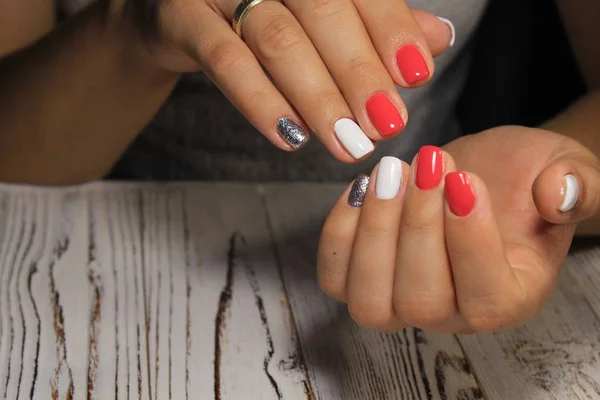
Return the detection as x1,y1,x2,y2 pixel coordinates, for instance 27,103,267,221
445,172,547,332
393,146,466,332
532,156,600,225
346,157,410,331
189,6,311,151
410,9,456,55
318,174,370,302
236,1,374,160
354,0,435,87
282,0,408,140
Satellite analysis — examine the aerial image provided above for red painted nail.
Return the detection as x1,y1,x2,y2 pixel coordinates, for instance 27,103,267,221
396,44,430,84
366,93,405,137
416,146,443,190
445,172,475,217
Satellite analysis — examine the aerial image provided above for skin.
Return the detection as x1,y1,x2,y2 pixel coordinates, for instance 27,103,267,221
317,2,600,333
0,0,452,184
0,0,597,334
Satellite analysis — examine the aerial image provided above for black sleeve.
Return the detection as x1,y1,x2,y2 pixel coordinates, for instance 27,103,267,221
457,0,586,134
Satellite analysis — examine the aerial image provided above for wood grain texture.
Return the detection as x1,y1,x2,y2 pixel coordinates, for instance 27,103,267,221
0,184,310,400
0,182,597,400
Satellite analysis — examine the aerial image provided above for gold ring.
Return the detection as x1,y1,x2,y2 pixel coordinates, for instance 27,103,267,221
232,0,283,38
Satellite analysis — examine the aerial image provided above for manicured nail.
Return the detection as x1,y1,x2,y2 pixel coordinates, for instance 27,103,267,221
445,172,475,217
277,118,309,149
376,157,403,200
560,174,579,212
415,146,443,190
396,44,430,84
348,174,370,207
334,118,375,159
437,17,456,47
366,93,405,137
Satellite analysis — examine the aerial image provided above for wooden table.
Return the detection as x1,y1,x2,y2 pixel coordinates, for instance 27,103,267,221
0,183,599,400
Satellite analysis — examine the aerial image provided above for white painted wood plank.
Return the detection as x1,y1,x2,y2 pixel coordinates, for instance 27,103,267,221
1,193,55,400
0,187,152,399
158,185,311,400
97,189,150,400
0,188,153,400
0,183,312,399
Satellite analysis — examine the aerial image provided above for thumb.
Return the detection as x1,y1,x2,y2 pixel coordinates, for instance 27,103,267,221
410,9,455,57
533,155,600,225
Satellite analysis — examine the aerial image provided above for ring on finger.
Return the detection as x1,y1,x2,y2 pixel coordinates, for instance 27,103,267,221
232,0,284,38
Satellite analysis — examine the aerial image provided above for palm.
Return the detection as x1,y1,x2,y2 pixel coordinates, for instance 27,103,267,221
443,127,577,270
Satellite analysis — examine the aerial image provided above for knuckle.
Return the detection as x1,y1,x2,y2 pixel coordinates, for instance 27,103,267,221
463,312,506,333
461,292,527,332
257,15,304,56
320,219,345,241
342,55,379,86
245,88,273,107
348,302,390,329
358,223,395,241
319,281,346,302
394,294,456,329
400,207,439,234
317,265,347,301
312,89,345,122
309,0,346,19
317,225,354,301
317,232,354,270
204,41,248,76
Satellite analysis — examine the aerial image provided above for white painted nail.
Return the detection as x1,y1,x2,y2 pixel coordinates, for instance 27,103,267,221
437,17,456,47
560,174,580,212
334,118,375,159
376,157,403,200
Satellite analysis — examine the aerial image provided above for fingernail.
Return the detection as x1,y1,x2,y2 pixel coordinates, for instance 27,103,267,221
415,146,443,190
334,118,375,159
396,44,430,84
560,174,579,212
366,93,405,137
277,118,309,149
348,174,370,207
437,17,456,47
445,172,475,217
376,157,403,199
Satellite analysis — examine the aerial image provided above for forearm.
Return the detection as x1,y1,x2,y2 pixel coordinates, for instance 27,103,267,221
0,1,179,185
0,0,55,55
542,91,600,235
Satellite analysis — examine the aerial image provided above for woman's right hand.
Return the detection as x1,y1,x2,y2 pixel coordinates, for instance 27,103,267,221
119,0,455,161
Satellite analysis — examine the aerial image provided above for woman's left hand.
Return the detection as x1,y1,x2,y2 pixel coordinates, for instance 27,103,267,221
317,126,600,333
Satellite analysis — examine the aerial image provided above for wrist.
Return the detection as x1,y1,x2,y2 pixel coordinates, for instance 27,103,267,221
541,91,600,160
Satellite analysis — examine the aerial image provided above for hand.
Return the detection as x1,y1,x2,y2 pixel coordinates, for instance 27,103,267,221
317,126,600,333
117,0,454,160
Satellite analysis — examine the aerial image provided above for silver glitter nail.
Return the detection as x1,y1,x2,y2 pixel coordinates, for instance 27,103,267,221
347,174,370,208
277,118,309,149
